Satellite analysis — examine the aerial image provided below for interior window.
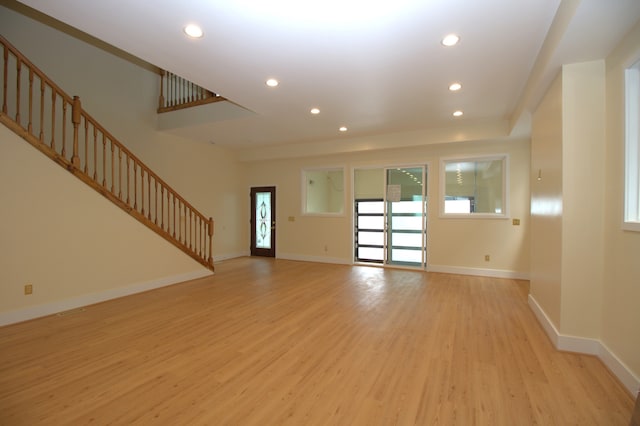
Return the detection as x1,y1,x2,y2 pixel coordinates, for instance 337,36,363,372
441,156,507,217
302,168,344,215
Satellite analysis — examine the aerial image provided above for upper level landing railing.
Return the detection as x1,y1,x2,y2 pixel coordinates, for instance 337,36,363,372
158,70,225,113
1,35,214,271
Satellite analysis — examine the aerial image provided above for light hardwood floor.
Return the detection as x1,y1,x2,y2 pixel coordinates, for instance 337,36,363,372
0,258,633,425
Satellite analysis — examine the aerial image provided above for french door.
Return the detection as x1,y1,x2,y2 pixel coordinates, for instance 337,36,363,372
354,166,427,268
250,186,276,257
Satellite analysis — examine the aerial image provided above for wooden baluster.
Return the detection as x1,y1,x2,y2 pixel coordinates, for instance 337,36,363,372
154,179,158,225
71,96,81,167
2,44,7,113
15,59,21,124
161,186,165,231
172,73,176,107
134,163,138,210
159,70,165,109
141,168,145,216
93,127,98,180
28,68,33,133
179,201,183,243
110,140,115,194
118,148,123,199
208,217,214,269
198,219,206,258
102,134,107,187
84,119,89,174
172,195,176,238
126,156,130,205
51,90,56,152
198,215,201,256
147,172,151,220
61,98,66,158
39,79,44,142
189,209,192,249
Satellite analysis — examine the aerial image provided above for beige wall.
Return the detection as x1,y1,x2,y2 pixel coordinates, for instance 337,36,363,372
530,73,563,328
531,21,640,384
0,4,247,260
244,139,530,275
0,125,206,315
603,20,640,377
560,60,606,338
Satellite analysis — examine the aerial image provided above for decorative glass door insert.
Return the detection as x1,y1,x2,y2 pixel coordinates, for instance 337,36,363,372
250,187,276,257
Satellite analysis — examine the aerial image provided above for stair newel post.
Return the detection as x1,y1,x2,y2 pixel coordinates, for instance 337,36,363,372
71,95,81,168
208,217,214,270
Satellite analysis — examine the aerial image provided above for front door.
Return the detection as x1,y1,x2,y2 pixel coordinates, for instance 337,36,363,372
250,186,276,257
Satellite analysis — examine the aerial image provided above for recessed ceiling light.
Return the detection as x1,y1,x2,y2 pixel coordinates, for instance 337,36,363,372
184,24,203,38
310,108,320,115
441,34,460,47
453,110,463,117
449,82,462,92
339,126,348,132
266,78,279,87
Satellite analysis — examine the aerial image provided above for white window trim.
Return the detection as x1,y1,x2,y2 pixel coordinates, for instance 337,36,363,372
624,58,640,232
439,154,510,219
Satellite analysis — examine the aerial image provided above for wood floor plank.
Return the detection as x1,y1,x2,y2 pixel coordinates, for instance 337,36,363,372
0,257,634,425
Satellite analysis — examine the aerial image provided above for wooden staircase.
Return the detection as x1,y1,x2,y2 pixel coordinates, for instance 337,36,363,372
0,35,214,271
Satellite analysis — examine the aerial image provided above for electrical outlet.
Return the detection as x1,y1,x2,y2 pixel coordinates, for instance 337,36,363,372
484,255,490,262
512,218,520,226
24,284,33,295
288,216,295,222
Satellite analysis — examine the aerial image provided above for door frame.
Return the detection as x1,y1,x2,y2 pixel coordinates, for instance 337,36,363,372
250,186,276,257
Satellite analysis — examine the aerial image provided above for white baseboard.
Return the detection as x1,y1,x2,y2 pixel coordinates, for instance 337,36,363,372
0,269,213,327
277,252,351,265
528,294,640,397
429,264,529,280
213,251,250,263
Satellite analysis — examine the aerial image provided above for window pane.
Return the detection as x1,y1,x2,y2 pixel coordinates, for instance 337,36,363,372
625,59,640,229
442,157,506,215
391,215,422,230
358,231,384,246
391,232,422,248
391,248,422,263
390,200,422,214
444,198,471,214
358,247,383,261
358,216,384,230
304,168,344,214
358,201,384,214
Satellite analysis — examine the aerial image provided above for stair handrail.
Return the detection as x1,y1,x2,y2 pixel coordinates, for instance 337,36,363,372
0,35,214,271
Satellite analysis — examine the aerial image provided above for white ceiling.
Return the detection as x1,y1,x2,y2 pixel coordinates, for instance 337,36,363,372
14,0,640,153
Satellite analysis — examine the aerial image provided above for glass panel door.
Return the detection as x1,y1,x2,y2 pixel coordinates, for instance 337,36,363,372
354,166,427,268
386,167,426,267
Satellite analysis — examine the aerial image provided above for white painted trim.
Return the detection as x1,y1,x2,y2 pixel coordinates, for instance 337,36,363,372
429,264,529,280
277,252,351,265
598,342,640,397
528,294,640,396
0,269,213,327
527,294,560,348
